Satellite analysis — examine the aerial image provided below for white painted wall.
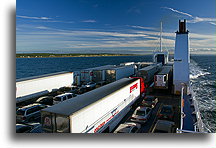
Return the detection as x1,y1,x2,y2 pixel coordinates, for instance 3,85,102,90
173,33,190,94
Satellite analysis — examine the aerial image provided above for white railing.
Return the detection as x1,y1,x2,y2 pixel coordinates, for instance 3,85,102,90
180,85,184,131
179,84,211,133
189,85,211,133
176,128,208,133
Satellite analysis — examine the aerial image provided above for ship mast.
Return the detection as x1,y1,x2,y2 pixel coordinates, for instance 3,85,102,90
153,21,168,65
160,21,162,52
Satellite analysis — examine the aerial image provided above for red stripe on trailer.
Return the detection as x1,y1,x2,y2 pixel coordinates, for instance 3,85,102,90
130,77,146,93
130,83,138,93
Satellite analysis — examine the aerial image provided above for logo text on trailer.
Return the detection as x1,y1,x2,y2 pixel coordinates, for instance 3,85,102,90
94,110,119,133
130,83,138,93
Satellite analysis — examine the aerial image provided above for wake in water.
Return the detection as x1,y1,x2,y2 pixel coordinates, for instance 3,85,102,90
190,60,211,79
190,60,215,132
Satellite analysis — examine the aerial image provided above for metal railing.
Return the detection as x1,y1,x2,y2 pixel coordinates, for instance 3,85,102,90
176,128,208,133
189,85,211,133
179,83,211,133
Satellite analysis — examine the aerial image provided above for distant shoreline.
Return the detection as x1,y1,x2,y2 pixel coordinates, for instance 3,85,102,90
16,53,137,58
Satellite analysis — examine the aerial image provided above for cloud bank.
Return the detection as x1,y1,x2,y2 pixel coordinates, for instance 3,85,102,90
16,24,215,54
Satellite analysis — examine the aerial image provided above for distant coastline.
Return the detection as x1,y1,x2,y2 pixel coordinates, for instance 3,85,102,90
16,53,137,58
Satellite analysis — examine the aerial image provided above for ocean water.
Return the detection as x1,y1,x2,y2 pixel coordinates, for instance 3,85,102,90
189,55,215,132
16,56,152,79
16,55,216,132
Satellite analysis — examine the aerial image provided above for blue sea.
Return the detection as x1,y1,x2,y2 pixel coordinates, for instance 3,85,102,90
16,55,216,132
189,55,215,132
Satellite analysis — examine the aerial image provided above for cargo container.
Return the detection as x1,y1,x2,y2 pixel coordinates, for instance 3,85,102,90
80,70,91,83
73,71,81,86
105,65,135,83
135,62,153,70
136,63,162,85
92,70,104,83
41,78,145,133
120,62,135,66
16,72,73,103
80,65,115,84
92,65,117,83
154,66,172,89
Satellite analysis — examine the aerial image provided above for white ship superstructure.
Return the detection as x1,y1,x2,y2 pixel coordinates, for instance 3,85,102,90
173,20,190,95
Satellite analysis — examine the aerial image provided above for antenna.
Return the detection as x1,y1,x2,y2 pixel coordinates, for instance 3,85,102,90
160,21,162,52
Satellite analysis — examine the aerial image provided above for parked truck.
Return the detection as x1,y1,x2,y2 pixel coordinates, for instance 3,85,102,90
134,62,153,70
41,77,145,133
16,72,74,103
92,65,117,84
154,66,173,89
105,65,135,83
136,63,162,85
80,65,115,84
73,71,81,86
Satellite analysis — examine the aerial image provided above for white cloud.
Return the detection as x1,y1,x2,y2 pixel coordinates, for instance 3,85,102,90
16,24,215,54
162,7,216,26
190,48,216,54
190,33,215,39
17,15,52,20
31,30,148,38
17,15,75,24
209,22,216,26
188,16,216,23
130,25,157,31
35,26,49,30
82,20,96,23
162,7,193,17
41,20,74,23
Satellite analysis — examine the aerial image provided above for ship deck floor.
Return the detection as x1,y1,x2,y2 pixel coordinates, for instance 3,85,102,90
115,86,181,133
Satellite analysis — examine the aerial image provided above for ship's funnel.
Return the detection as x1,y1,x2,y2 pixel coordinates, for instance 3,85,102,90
173,20,190,95
178,19,188,34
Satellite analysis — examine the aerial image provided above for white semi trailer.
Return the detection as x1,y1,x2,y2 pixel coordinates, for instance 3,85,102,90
136,63,162,85
41,78,145,133
16,72,74,103
80,65,116,84
154,66,172,89
105,65,135,83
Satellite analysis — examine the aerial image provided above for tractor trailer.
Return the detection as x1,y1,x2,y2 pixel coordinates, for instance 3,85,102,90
41,77,145,133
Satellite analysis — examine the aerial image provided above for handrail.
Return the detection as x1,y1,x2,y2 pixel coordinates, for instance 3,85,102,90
189,84,211,133
180,83,211,133
180,84,184,131
176,128,208,133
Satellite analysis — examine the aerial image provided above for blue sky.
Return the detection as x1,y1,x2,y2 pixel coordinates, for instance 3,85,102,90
16,0,216,54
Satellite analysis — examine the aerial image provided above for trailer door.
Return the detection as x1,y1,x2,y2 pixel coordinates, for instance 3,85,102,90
56,114,70,133
41,111,55,133
155,75,166,87
156,54,165,65
42,111,70,133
